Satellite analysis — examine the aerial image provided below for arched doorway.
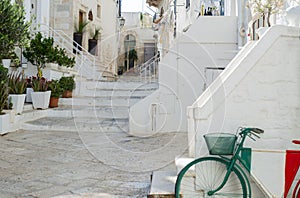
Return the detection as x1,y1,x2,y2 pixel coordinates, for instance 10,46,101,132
124,34,136,70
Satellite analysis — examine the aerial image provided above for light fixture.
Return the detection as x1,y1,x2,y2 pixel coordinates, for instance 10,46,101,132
119,16,125,28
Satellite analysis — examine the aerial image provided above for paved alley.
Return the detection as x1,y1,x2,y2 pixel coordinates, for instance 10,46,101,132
0,129,187,197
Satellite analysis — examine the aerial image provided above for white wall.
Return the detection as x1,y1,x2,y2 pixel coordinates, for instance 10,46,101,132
190,25,300,157
99,0,118,74
129,16,238,135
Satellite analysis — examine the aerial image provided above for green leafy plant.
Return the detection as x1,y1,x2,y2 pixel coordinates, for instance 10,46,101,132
59,76,75,91
23,32,75,78
0,64,8,114
0,64,8,84
0,0,30,60
90,28,100,40
31,76,50,92
75,20,89,34
0,82,9,115
8,72,27,94
48,80,62,98
129,49,138,61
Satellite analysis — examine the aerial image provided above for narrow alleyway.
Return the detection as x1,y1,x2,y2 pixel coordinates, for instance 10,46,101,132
0,129,187,197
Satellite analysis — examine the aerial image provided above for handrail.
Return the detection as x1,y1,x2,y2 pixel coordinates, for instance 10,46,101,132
30,24,97,80
138,53,160,82
248,14,267,41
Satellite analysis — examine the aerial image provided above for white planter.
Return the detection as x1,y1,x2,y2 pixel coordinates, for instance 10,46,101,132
26,88,33,103
9,94,26,114
0,114,10,134
31,91,51,109
2,59,11,68
3,109,16,123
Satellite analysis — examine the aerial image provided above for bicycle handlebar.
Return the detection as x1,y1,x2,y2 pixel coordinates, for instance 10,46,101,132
239,127,264,134
251,128,264,134
238,127,264,141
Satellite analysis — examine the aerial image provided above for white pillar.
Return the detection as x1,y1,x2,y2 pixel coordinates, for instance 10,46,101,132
23,0,32,22
231,0,237,16
37,0,50,26
225,0,237,16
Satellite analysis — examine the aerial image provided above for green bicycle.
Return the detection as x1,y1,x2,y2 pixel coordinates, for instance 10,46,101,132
175,127,264,197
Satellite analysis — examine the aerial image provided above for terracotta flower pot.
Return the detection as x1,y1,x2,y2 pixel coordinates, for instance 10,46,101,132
62,90,73,98
49,97,59,108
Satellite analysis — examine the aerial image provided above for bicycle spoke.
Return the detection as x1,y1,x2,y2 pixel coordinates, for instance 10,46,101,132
175,157,247,198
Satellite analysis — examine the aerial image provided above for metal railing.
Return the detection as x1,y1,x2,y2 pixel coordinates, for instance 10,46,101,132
31,24,98,80
248,14,267,41
138,53,160,82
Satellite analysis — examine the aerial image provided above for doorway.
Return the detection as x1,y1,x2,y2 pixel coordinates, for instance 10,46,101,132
124,34,136,70
144,43,156,63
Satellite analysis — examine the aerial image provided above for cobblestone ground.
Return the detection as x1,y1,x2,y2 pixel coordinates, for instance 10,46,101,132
0,129,188,198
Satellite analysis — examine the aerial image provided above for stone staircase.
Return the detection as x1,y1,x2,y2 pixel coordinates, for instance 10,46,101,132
21,77,158,134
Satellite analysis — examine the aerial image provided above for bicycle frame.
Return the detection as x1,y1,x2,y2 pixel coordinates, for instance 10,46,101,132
208,128,255,196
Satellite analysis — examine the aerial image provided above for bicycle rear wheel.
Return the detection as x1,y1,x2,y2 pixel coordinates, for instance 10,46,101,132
175,157,248,198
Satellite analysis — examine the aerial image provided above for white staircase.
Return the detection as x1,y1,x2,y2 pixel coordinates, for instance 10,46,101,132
21,78,159,133
138,53,160,82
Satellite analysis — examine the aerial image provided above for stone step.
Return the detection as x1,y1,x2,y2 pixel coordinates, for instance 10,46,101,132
77,81,158,91
148,171,177,198
174,157,270,197
21,117,128,132
59,96,143,107
79,89,156,97
47,106,129,119
175,157,195,176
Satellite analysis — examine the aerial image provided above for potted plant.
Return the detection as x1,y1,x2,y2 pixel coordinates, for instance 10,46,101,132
8,72,27,114
73,20,89,53
48,80,62,108
31,76,51,109
0,64,9,134
88,28,100,55
59,76,75,98
0,0,30,68
23,32,75,78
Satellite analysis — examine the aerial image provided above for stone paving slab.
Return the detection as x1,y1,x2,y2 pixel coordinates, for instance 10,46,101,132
0,130,188,197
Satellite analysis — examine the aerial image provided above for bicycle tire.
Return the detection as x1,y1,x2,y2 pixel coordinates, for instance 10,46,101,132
292,180,300,198
175,157,248,198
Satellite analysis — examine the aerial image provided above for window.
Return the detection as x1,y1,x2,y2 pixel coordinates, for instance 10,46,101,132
88,10,93,21
97,4,101,18
186,0,190,9
79,11,84,24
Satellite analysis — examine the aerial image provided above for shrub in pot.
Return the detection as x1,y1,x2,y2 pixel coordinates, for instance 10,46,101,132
88,28,100,55
23,32,75,78
0,0,30,68
31,76,51,109
8,72,27,114
73,20,89,53
59,76,75,98
48,80,62,108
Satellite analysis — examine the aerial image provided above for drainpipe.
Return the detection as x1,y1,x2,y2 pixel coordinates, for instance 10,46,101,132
118,0,121,17
173,0,177,37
